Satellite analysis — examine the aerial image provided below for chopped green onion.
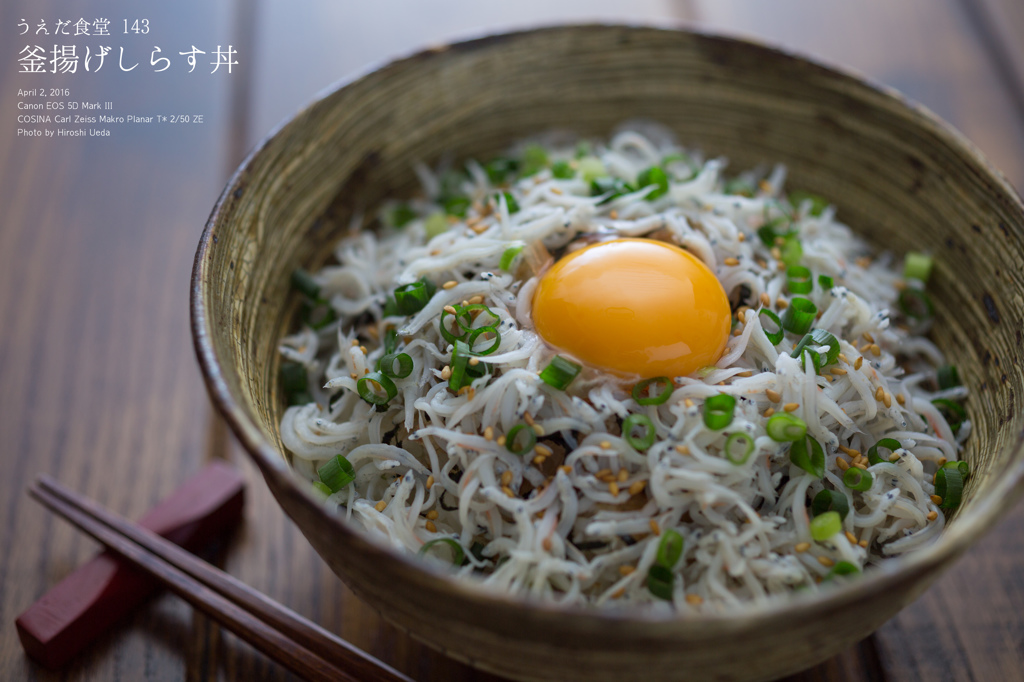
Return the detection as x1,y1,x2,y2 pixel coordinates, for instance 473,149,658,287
442,196,470,218
792,329,840,368
647,564,674,601
448,340,473,391
766,414,807,442
505,423,536,456
394,279,434,315
303,301,337,331
425,212,450,238
825,561,861,580
810,510,842,541
455,303,500,333
661,152,694,176
903,251,933,283
520,144,549,177
623,414,656,451
843,467,873,492
818,274,834,289
758,309,784,345
938,364,960,390
439,306,464,344
500,243,525,271
703,394,736,430
484,157,519,184
724,432,755,465
577,156,606,181
898,287,933,320
312,480,333,498
418,537,465,565
789,435,825,478
590,177,634,204
724,177,755,197
466,326,501,355
280,361,308,394
288,391,313,406
391,203,417,228
867,438,901,465
291,268,321,300
498,191,520,214
786,266,813,294
317,454,356,493
781,297,817,335
539,355,582,390
950,459,970,478
779,236,804,268
637,166,670,200
657,529,684,568
811,489,850,520
934,463,965,509
756,217,789,246
379,352,413,379
932,398,966,433
357,371,397,406
551,160,574,179
382,296,400,318
789,190,829,217
632,377,673,406
384,327,398,355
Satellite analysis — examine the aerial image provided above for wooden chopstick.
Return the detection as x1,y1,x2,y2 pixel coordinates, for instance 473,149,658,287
29,475,415,682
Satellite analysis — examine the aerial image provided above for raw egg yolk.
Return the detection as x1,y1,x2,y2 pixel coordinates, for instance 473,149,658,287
531,238,731,377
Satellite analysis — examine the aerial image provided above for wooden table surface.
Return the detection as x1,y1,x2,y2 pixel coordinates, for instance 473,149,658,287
3,1,1023,680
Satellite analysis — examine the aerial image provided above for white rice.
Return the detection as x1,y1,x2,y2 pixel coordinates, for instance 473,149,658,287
278,123,966,613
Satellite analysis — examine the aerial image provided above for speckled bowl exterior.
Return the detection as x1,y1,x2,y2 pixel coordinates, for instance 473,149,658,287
191,25,1024,682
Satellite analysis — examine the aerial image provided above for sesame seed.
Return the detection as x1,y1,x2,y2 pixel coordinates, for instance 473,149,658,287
760,292,771,307
364,368,370,374
375,500,387,512
457,386,475,400
859,539,869,548
862,332,875,343
467,295,484,305
611,587,626,599
777,297,788,309
684,398,695,409
852,462,867,470
763,407,775,418
831,368,847,376
501,471,513,487
838,353,848,364
533,455,545,465
600,440,612,450
675,445,690,455
685,594,704,605
536,444,553,457
927,511,939,521
426,509,439,520
724,257,740,266
794,542,811,553
523,412,535,426
889,452,901,463
542,536,553,551
596,468,612,479
931,494,943,505
609,210,619,219
649,519,661,535
532,424,545,436
497,435,507,446
443,305,457,315
766,389,782,403
350,339,359,347
617,468,629,482
350,372,359,380
737,371,753,377
854,356,864,370
502,486,515,498
836,457,850,471
559,465,573,475
818,556,835,568
426,475,435,488
628,480,646,496
619,565,635,576
550,187,563,195
771,247,782,260
869,344,881,357
468,357,480,367
874,386,885,401
845,531,858,544
425,520,437,533
838,444,858,457
733,328,742,337
937,457,947,467
896,393,906,406
484,426,494,441
738,233,747,242
783,402,799,412
609,482,620,496
442,280,458,290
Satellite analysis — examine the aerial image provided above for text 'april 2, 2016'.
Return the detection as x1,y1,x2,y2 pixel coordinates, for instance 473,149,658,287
17,89,206,138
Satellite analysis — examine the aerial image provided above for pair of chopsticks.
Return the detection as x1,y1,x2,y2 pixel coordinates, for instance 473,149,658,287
29,475,415,682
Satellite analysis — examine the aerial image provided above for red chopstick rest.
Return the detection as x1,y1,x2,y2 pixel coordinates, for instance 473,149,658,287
16,461,246,669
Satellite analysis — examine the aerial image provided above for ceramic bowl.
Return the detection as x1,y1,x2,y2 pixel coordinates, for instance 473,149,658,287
191,25,1024,682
